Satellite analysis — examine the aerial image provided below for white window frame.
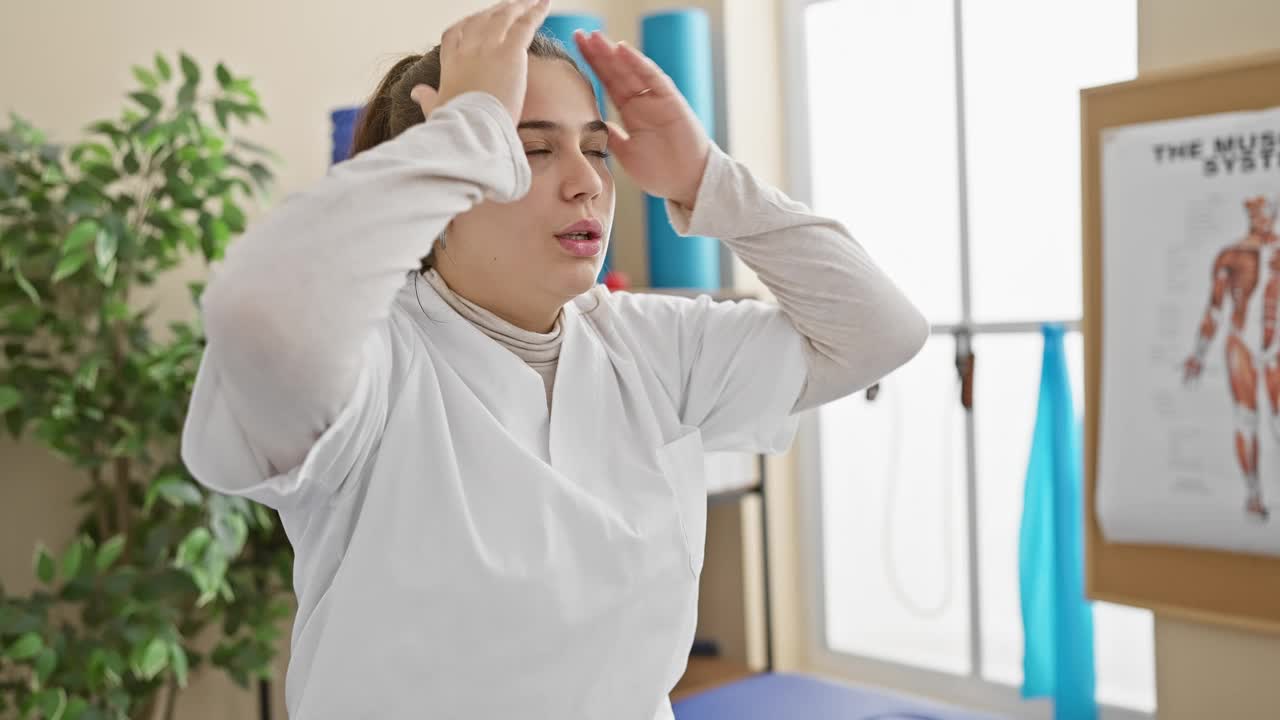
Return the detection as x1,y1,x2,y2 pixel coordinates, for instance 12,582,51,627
781,1,1152,718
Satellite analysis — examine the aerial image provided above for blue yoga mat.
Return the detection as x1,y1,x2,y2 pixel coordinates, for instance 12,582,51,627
672,673,1003,720
641,9,719,289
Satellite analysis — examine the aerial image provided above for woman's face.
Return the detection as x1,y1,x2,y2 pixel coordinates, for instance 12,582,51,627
440,57,615,308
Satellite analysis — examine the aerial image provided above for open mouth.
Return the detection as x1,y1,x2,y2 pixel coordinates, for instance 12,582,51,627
555,219,605,257
556,233,603,258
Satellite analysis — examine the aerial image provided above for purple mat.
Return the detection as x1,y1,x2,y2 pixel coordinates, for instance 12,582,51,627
672,672,1005,720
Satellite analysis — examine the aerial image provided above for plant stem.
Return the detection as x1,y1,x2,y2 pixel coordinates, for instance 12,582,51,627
88,465,113,536
114,456,131,540
162,672,179,720
132,690,159,720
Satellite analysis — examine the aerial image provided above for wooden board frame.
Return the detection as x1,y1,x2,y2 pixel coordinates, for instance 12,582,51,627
1083,50,1280,635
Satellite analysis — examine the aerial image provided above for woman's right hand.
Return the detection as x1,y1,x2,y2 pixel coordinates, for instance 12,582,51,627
410,0,551,123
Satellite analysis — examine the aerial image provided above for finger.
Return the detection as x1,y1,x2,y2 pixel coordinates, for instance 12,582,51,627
597,34,648,97
598,37,649,97
603,120,638,163
604,120,631,145
616,41,677,96
506,0,551,48
453,5,496,48
410,83,439,116
576,32,643,105
442,23,463,54
483,0,531,44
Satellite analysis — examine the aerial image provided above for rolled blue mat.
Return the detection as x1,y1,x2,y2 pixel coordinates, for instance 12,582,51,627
540,13,613,281
331,106,361,165
641,9,719,289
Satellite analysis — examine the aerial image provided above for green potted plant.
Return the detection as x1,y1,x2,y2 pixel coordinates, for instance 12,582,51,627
0,52,292,720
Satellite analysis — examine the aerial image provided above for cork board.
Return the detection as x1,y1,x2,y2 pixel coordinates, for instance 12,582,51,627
1082,50,1280,634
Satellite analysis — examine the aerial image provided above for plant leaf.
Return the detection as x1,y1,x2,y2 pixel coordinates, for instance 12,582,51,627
215,63,233,88
213,100,231,131
227,77,260,102
234,137,278,159
38,688,67,720
74,355,101,390
211,511,247,555
61,539,84,579
180,53,200,86
129,91,163,114
52,249,90,283
122,148,140,174
63,696,89,720
0,165,17,195
95,227,118,268
132,65,158,89
200,216,231,260
64,219,100,255
105,298,130,321
170,642,189,687
151,478,202,508
70,142,112,164
96,258,117,287
84,162,119,185
13,266,40,304
95,535,125,572
135,637,168,680
34,544,55,584
155,53,172,81
86,120,124,146
35,647,57,684
176,527,211,568
248,161,272,190
5,631,43,660
0,386,19,413
222,200,246,233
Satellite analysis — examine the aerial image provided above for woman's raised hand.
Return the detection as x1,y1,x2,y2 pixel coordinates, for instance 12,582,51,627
574,30,710,208
411,0,552,122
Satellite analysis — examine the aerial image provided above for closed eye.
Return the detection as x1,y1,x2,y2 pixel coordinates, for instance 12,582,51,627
524,148,611,159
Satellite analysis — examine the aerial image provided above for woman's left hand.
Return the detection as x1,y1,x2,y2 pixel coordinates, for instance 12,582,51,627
574,30,710,209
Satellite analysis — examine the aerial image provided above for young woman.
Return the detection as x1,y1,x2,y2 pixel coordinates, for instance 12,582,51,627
182,0,927,717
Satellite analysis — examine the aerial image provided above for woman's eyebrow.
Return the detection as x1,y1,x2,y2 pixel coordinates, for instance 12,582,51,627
517,120,610,135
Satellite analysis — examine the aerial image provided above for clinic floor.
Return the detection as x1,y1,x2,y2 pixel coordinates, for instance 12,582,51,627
671,657,756,702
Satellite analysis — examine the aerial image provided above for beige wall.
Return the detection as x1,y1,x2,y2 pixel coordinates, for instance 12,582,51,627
0,0,788,716
1136,4,1280,719
27,0,1280,718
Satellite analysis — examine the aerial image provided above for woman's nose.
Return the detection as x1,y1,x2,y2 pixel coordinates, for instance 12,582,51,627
561,152,604,202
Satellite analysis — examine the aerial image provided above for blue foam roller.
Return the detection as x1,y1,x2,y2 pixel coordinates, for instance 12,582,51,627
641,9,719,289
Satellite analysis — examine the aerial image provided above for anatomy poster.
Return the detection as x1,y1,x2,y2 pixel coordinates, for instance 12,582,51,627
1097,107,1280,556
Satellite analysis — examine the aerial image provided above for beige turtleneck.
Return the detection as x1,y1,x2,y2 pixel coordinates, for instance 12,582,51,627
421,268,562,408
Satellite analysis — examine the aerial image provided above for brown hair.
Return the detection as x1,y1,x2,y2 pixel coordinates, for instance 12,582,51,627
350,33,596,272
351,33,595,156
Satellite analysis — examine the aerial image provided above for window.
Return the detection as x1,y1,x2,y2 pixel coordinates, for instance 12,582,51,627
787,0,1154,715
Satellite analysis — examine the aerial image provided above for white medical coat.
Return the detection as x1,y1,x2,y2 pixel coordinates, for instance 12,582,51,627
183,270,808,719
